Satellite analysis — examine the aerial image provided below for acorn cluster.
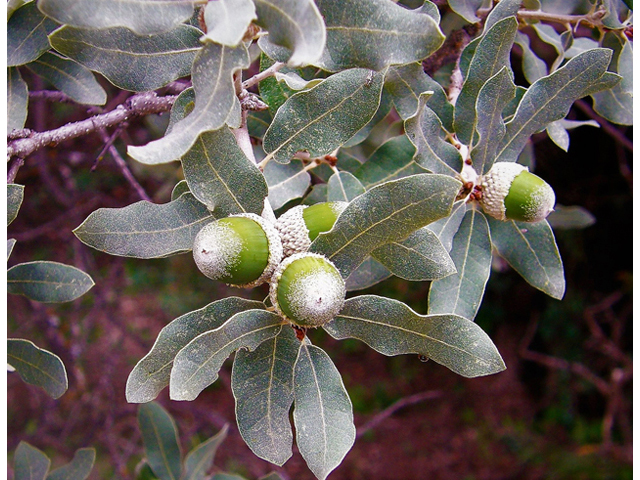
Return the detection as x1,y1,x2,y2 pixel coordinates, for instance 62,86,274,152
192,202,348,328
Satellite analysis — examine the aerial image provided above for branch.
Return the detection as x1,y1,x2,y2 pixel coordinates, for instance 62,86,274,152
515,8,608,29
574,99,633,153
519,314,611,395
422,24,480,77
356,390,443,439
475,6,608,29
7,91,178,160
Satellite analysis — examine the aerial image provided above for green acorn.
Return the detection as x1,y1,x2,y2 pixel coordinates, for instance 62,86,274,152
192,213,283,288
269,252,346,328
480,163,556,223
275,202,347,257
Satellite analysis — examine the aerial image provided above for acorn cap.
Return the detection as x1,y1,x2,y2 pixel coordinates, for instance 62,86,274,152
192,213,283,288
275,202,347,257
269,252,346,328
480,163,555,223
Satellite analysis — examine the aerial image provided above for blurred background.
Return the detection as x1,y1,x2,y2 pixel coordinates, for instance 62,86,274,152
7,34,632,480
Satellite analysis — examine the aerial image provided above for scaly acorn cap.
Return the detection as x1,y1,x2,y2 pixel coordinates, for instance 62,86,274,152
269,252,346,328
275,202,347,257
480,162,555,223
192,213,283,288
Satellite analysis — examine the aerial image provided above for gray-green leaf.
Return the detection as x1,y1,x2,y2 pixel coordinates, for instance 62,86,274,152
183,425,229,480
127,297,265,403
8,239,17,261
448,0,483,23
46,448,96,480
514,31,548,84
8,338,68,399
8,183,25,226
170,310,284,401
7,2,57,67
8,0,33,20
344,256,392,292
314,0,444,72
546,121,570,152
371,227,456,281
26,51,107,105
202,0,256,46
7,261,94,303
232,326,302,466
591,35,633,125
384,62,453,128
254,0,326,66
166,88,195,135
258,53,296,115
181,129,268,217
138,402,182,480
38,0,195,35
453,16,518,146
326,295,506,377
471,67,516,175
405,94,462,176
428,209,492,321
128,42,250,164
8,67,29,132
487,217,565,299
354,135,425,188
263,68,384,164
14,441,50,480
547,205,596,230
73,192,214,259
426,200,467,252
264,159,311,210
495,49,621,162
311,173,460,278
327,171,365,202
49,25,202,92
293,344,355,480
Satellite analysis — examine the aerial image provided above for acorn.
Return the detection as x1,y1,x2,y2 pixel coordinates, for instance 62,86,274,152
192,213,283,288
269,252,346,328
479,162,555,223
275,202,347,257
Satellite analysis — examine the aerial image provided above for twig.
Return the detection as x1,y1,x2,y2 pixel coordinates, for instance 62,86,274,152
29,90,78,104
7,91,178,160
97,128,152,202
10,196,102,242
519,314,610,395
356,390,443,439
7,157,24,183
574,99,633,153
241,61,285,90
93,126,124,170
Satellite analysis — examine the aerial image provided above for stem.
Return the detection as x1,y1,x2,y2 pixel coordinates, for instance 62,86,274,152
242,61,285,90
257,152,274,170
233,109,257,163
7,92,177,160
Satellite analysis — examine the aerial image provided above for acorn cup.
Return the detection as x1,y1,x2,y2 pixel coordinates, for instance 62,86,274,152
275,201,348,257
192,213,283,288
269,252,346,328
479,162,556,223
